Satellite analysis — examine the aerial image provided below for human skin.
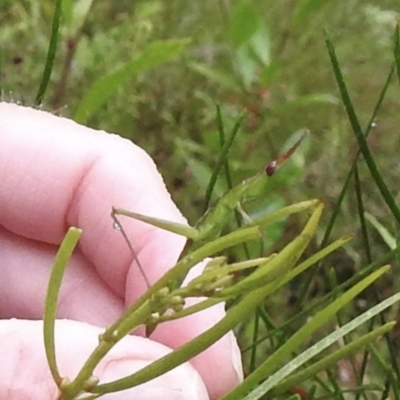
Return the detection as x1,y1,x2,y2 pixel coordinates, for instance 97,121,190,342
0,102,243,399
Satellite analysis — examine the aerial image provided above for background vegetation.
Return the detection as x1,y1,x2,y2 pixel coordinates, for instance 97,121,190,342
2,0,400,398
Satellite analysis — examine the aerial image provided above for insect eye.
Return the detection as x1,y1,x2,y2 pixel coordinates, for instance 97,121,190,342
265,160,277,176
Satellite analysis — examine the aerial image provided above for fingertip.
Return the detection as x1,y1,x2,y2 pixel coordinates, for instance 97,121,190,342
0,319,209,399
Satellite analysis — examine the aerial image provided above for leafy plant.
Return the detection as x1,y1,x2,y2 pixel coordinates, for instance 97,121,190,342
4,0,400,398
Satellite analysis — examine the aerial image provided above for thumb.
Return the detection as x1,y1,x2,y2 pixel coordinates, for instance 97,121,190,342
0,319,209,400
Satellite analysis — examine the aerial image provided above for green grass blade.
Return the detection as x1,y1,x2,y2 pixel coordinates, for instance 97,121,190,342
74,38,190,124
326,368,346,400
354,166,372,262
325,32,400,226
210,106,251,260
204,107,245,211
35,0,63,105
320,63,394,249
221,265,390,400
43,227,82,383
250,309,261,372
273,322,395,396
260,246,400,353
369,344,400,393
250,313,398,399
218,108,235,194
189,62,242,92
365,212,397,250
394,23,400,84
298,64,394,307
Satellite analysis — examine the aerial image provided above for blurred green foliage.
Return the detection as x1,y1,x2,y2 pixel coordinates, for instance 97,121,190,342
3,1,400,397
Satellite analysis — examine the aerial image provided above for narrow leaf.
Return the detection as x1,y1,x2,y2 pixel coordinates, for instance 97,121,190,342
394,23,400,84
43,227,82,382
221,265,390,400
365,212,397,250
189,63,242,92
248,294,399,400
319,64,394,249
325,32,400,226
204,109,245,211
273,322,396,396
74,39,190,123
293,0,327,23
228,1,261,48
35,0,63,105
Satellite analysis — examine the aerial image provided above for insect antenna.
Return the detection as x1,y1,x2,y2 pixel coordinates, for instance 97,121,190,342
111,209,151,289
265,129,309,176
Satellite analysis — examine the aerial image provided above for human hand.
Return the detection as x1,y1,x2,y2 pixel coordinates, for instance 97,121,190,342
0,102,243,399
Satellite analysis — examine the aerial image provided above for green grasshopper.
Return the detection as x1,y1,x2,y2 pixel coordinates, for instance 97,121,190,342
111,129,315,269
106,128,322,338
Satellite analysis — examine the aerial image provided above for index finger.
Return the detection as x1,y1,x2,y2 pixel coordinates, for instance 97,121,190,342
0,102,187,296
